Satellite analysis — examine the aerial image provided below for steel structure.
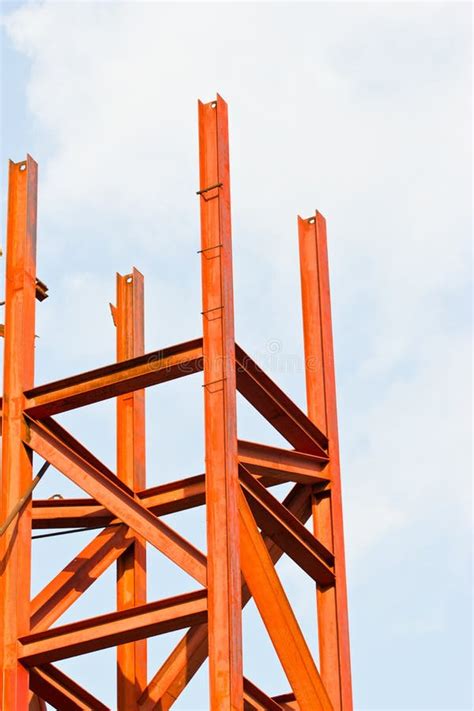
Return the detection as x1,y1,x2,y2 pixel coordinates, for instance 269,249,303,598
0,95,352,710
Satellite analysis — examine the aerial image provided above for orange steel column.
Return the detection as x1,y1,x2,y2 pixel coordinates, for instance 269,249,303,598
197,95,243,709
0,156,38,710
298,212,353,710
114,269,147,710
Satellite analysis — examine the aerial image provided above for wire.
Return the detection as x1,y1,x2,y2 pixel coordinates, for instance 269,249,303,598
32,522,120,540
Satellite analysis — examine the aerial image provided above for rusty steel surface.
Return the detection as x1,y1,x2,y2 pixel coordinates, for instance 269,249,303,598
0,97,352,710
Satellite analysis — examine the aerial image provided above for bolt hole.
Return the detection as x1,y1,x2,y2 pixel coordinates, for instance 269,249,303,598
308,218,315,224
19,164,26,172
211,101,217,109
126,276,133,283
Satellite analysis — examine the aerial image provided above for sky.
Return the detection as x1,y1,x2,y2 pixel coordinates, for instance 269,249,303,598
0,1,472,709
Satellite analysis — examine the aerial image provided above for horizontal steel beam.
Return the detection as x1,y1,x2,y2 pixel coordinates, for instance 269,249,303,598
29,664,109,711
32,497,114,529
238,439,329,484
20,590,208,666
24,338,203,417
31,472,206,529
32,440,328,528
235,344,328,456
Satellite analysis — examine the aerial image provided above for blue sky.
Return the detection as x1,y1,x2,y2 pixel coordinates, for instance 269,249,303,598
0,2,472,709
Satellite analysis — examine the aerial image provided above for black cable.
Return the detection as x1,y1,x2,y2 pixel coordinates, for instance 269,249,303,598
32,522,120,540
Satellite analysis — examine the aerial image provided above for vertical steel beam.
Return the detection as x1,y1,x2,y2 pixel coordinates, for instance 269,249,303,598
0,156,38,709
113,269,147,709
298,212,352,710
198,95,243,709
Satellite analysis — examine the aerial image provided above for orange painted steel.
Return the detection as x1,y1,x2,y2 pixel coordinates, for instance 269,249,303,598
298,212,353,710
19,590,208,666
114,269,147,709
0,157,38,710
30,440,328,529
0,97,352,710
198,95,243,709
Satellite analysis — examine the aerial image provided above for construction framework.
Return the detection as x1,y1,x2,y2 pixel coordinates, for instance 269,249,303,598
0,96,352,710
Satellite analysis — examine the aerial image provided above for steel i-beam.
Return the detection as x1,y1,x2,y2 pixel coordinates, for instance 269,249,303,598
298,212,353,710
198,94,243,709
0,156,38,709
113,268,147,709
